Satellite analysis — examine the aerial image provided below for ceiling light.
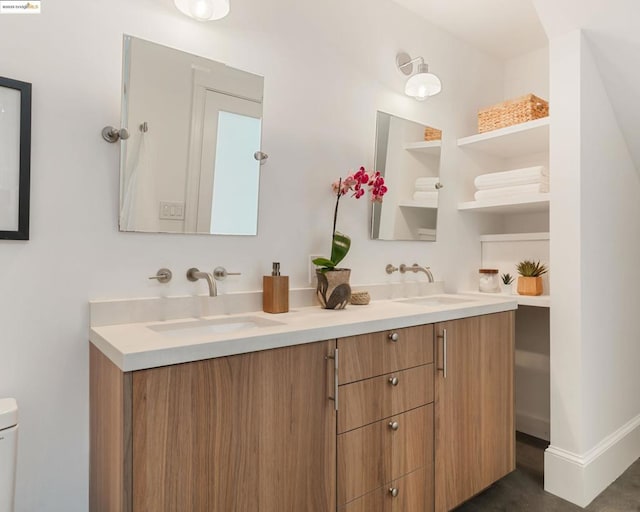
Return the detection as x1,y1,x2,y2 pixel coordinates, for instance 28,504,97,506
174,0,229,21
396,52,442,101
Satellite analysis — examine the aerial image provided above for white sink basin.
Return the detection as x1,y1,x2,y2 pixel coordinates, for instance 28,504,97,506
149,316,285,338
395,295,477,307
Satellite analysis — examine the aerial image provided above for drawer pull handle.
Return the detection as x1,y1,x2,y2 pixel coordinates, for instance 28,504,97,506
388,376,399,386
389,421,399,431
388,332,399,342
389,487,399,498
437,329,448,379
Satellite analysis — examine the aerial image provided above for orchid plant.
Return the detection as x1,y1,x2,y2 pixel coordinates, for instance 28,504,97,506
313,167,388,271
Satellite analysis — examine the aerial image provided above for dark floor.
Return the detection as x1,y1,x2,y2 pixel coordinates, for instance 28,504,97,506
454,433,640,511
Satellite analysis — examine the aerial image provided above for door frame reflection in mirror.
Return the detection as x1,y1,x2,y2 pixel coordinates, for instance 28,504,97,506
119,35,264,235
370,111,441,242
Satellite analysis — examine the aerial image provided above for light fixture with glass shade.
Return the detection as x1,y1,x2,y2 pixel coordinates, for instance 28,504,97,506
174,0,229,21
396,52,442,101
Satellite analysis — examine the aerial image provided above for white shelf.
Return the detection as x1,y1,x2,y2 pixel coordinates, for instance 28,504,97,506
458,194,550,214
403,140,442,154
517,295,551,307
398,200,438,209
480,232,550,243
457,118,549,158
462,291,550,308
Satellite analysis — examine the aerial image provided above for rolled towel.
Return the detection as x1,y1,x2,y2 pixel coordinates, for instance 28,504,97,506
415,177,440,188
474,183,549,201
413,191,439,202
474,166,548,190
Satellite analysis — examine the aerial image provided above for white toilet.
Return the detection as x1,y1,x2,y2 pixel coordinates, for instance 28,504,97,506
0,399,18,512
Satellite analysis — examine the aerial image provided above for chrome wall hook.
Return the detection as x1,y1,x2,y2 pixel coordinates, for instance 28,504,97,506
102,126,130,143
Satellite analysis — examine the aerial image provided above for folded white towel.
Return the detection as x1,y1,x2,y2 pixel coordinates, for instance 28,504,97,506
417,228,437,235
415,184,439,192
413,191,439,202
474,183,549,201
415,177,440,188
474,166,549,190
418,234,436,241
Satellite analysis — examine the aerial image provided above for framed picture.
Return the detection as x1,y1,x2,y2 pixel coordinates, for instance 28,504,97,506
0,76,31,240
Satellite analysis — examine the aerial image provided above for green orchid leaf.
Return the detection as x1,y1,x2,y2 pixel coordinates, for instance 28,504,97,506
330,231,351,267
312,257,335,269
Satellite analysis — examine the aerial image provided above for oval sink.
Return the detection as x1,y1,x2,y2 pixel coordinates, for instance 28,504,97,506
149,315,285,338
395,295,477,307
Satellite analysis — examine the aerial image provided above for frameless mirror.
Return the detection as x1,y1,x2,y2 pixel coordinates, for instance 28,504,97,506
119,35,264,235
371,111,441,241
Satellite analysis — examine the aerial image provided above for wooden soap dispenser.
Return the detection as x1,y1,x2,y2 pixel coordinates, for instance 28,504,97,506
263,262,289,313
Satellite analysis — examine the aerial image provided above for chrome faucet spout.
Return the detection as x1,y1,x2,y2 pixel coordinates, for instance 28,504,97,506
399,263,434,283
187,268,217,297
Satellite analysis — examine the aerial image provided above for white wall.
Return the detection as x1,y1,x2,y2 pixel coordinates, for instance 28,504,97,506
0,0,504,510
504,46,550,100
545,30,640,507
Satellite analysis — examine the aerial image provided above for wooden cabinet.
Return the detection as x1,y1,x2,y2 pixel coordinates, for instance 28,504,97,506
336,325,435,511
90,311,515,512
90,340,336,512
434,311,515,512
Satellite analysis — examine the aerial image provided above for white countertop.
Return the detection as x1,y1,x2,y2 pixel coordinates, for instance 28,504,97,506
90,293,517,372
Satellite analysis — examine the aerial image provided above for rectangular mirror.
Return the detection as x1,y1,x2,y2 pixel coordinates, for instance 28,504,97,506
119,35,264,235
0,76,31,240
371,111,441,241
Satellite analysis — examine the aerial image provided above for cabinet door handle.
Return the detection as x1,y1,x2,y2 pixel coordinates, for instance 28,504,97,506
388,376,399,386
437,329,448,379
389,421,400,431
388,332,399,342
389,487,399,498
326,348,339,411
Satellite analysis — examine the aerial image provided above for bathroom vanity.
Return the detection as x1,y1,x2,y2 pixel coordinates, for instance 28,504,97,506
89,294,515,512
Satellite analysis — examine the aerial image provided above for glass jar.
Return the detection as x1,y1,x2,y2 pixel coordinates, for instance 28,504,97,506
478,269,500,293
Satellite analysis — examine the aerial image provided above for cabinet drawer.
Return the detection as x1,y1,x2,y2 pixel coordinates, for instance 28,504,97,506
339,466,432,512
338,404,433,505
338,364,433,433
338,324,434,384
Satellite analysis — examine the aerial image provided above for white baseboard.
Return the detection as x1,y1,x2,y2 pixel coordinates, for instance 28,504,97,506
516,412,550,441
544,412,640,507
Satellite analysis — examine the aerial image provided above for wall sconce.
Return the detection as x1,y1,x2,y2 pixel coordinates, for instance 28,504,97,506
174,0,229,21
396,52,442,101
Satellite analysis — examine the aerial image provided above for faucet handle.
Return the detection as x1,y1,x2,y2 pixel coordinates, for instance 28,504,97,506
213,267,241,281
148,268,172,283
385,264,398,274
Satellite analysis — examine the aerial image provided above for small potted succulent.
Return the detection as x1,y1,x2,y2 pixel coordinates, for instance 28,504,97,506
500,273,515,294
516,260,548,296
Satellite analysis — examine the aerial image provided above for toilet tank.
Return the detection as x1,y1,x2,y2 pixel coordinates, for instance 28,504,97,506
0,398,18,512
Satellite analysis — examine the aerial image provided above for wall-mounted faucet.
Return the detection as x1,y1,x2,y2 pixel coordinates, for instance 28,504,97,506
399,263,434,283
187,267,242,297
187,268,217,296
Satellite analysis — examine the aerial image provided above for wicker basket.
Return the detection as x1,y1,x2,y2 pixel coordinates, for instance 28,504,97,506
424,126,442,141
349,291,371,306
478,94,549,133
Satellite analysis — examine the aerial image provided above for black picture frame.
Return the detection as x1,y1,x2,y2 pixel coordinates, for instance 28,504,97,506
0,76,31,240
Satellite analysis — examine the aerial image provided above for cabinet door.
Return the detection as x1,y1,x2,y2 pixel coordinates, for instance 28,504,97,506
434,312,515,512
131,340,336,512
